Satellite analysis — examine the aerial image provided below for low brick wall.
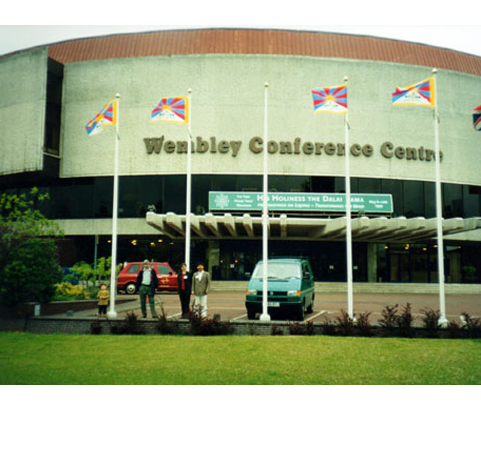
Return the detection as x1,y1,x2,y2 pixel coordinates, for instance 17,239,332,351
0,316,472,338
10,299,134,317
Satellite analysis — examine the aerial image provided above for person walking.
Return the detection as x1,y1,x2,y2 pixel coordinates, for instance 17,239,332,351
192,262,210,319
177,263,192,318
136,259,159,318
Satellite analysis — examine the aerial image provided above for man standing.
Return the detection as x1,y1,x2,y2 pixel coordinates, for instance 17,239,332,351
136,259,159,318
192,262,210,319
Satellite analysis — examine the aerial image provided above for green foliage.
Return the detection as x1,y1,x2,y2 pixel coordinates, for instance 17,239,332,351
0,189,63,305
356,312,373,337
421,308,442,338
187,305,234,336
0,238,63,305
156,304,180,335
378,304,399,336
70,257,114,291
396,303,414,338
336,309,356,336
110,312,145,335
54,282,90,301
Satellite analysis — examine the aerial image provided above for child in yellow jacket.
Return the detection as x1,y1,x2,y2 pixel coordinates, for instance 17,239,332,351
97,284,109,318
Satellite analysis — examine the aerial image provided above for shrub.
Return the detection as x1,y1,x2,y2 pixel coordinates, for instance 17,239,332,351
305,320,315,336
397,303,414,338
336,310,356,336
54,282,89,300
320,314,337,335
110,312,145,335
378,304,399,336
421,308,442,338
447,320,464,339
461,312,481,339
288,322,307,335
0,238,63,306
356,312,373,337
156,304,179,335
271,325,284,336
187,306,233,336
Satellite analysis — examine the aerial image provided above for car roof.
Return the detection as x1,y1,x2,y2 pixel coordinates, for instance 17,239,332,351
257,258,306,264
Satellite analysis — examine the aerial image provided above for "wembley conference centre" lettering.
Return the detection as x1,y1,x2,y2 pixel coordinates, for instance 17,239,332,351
144,136,443,162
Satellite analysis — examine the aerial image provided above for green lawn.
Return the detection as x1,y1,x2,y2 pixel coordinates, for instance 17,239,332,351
0,332,480,384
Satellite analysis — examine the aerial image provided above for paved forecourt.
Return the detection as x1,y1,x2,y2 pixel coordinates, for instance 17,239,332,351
110,291,480,325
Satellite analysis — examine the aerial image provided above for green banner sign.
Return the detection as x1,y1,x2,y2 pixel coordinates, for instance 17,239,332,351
209,191,393,213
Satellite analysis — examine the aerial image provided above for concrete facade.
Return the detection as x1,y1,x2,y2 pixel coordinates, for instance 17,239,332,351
59,54,481,186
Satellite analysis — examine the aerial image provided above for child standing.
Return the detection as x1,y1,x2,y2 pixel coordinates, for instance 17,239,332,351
97,283,109,318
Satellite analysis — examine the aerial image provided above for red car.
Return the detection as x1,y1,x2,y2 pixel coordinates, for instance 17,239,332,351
117,262,178,294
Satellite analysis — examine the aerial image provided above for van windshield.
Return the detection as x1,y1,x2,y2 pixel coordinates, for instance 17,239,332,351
252,262,301,280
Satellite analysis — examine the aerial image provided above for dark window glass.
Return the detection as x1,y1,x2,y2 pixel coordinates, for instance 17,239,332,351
268,175,286,192
403,181,424,217
237,175,262,191
311,176,336,193
93,178,113,218
443,183,463,218
285,176,311,192
358,178,381,194
128,264,140,273
423,182,435,218
463,185,481,217
164,175,186,214
381,179,403,217
156,265,172,275
192,175,211,215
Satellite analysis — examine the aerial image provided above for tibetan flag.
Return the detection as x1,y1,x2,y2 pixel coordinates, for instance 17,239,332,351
312,85,348,114
473,104,481,131
392,77,435,107
85,100,117,136
151,96,188,123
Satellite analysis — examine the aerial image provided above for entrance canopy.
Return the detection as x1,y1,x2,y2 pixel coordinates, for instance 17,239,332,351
146,212,481,242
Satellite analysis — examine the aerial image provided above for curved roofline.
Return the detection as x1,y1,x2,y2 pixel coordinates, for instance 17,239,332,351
3,28,481,76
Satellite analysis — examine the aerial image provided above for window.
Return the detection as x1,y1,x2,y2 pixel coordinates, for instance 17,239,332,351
156,265,172,275
128,264,140,273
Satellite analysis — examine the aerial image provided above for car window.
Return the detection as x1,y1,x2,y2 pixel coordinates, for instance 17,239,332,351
252,262,301,279
127,264,140,273
156,265,172,275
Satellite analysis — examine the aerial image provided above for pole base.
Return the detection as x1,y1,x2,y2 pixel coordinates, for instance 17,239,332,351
259,313,271,322
438,316,449,328
107,310,118,320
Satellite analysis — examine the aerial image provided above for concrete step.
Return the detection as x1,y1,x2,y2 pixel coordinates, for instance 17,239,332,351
210,280,481,295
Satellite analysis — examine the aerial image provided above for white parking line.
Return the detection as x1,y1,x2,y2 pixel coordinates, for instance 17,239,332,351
231,313,248,321
167,312,182,319
307,310,326,321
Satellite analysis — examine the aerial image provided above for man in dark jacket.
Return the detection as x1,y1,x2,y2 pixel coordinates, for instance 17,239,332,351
136,259,159,318
177,263,192,317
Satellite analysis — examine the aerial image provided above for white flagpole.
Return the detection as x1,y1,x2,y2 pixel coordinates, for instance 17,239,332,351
343,77,354,320
107,93,120,319
432,69,448,326
260,82,271,322
185,88,192,271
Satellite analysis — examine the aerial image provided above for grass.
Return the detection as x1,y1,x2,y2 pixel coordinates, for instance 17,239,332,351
0,332,480,384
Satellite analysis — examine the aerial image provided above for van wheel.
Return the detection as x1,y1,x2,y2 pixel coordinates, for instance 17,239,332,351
306,297,314,314
126,283,137,295
295,303,305,321
247,308,256,320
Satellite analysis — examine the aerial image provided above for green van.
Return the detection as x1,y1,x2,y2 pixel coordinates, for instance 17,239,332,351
245,258,315,320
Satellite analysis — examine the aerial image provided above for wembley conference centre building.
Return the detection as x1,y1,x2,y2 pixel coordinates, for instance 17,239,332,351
1,28,480,289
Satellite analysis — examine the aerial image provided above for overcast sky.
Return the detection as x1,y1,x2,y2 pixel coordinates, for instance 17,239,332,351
1,2,481,58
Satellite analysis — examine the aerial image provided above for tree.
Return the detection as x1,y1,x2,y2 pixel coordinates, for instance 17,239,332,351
0,188,63,305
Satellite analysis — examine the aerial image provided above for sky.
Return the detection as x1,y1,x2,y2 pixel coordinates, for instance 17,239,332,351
1,1,481,58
